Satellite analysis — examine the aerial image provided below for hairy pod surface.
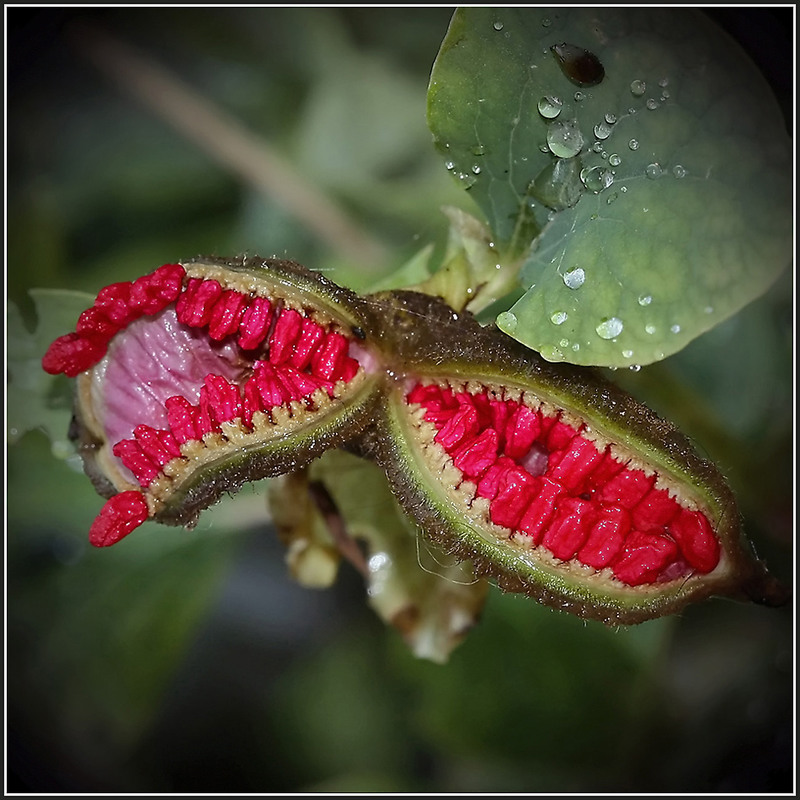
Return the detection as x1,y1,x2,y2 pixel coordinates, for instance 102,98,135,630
45,256,382,546
356,291,785,624
43,258,784,623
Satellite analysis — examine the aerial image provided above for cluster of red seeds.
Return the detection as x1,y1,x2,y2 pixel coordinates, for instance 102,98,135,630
42,264,187,377
407,382,721,586
42,265,364,546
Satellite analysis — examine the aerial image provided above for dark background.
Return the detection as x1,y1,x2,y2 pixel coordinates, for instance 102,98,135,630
6,8,794,793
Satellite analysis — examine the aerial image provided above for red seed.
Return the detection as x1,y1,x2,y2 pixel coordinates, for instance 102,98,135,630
548,435,605,492
89,491,150,547
288,318,326,370
129,263,186,315
584,448,626,493
488,398,516,452
242,377,263,428
252,362,290,408
208,290,248,341
238,296,274,350
165,395,201,443
337,356,360,383
134,425,181,467
269,308,304,364
280,365,327,399
669,508,720,574
311,331,349,381
203,374,243,423
611,530,679,586
197,385,223,435
517,477,565,544
175,278,223,327
577,505,631,569
459,390,492,429
546,419,580,451
94,281,135,326
631,486,681,533
41,332,107,377
452,427,499,479
476,456,518,500
435,403,480,452
112,439,161,487
504,404,542,460
76,307,122,339
597,467,655,509
489,466,538,529
541,496,595,561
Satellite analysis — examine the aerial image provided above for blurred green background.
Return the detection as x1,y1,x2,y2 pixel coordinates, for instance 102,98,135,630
6,8,793,792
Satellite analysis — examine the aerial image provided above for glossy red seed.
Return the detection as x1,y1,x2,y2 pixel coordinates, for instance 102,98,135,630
288,318,326,370
129,263,186,315
475,456,517,500
175,278,223,327
134,425,181,467
577,505,631,568
611,530,679,586
203,374,243,423
252,362,290,408
76,307,122,339
546,419,580,451
540,496,595,561
280,365,327,399
489,466,538,529
669,508,720,573
269,308,304,365
631,486,681,533
548,435,605,492
452,427,499,479
208,289,248,341
504,404,542,460
518,477,565,544
94,281,135,326
238,296,274,350
435,403,480,452
165,395,201,444
89,491,150,547
597,467,655,509
242,377,263,428
488,398,516,452
112,439,161,487
41,332,108,377
311,331,349,381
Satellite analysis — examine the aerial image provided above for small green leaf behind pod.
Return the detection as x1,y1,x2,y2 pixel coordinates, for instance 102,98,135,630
358,290,786,625
42,257,384,547
428,8,792,366
270,452,489,664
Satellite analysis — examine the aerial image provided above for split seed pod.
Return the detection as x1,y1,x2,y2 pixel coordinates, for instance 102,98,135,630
44,256,381,546
356,290,786,625
43,259,785,624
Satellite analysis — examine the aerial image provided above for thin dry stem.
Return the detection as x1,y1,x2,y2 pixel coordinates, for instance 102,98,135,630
70,22,389,269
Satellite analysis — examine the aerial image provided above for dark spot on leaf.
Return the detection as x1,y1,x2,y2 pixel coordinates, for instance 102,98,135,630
550,43,605,87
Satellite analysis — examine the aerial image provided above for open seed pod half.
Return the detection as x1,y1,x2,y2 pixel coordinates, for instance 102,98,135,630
357,290,787,625
43,256,382,546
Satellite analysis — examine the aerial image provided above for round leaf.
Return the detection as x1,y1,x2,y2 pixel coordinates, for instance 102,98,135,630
427,8,791,366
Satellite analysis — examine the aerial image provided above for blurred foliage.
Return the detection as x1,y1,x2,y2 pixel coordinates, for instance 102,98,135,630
6,7,793,793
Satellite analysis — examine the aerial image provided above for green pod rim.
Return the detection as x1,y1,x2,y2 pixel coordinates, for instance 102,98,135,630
71,255,383,529
358,290,780,624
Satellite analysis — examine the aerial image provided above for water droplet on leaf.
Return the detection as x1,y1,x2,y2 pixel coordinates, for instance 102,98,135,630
546,119,585,158
550,311,568,325
628,139,639,151
537,95,563,119
672,164,687,179
596,317,624,339
645,163,663,179
638,294,652,306
563,267,585,289
630,79,646,97
580,165,614,193
550,42,605,86
493,21,504,31
496,310,517,333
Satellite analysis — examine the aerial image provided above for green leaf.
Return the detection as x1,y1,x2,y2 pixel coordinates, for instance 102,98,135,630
7,289,94,456
427,8,791,366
